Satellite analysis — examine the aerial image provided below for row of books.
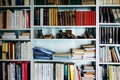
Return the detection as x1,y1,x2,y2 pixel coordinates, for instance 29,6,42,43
99,46,120,62
0,9,30,29
0,61,30,80
1,32,30,39
0,0,30,6
0,41,30,60
100,0,120,5
99,7,120,23
34,62,95,80
99,65,120,80
34,8,96,26
99,27,120,44
34,0,95,5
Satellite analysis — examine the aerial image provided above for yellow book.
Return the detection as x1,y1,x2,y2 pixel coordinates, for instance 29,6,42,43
2,43,6,59
109,66,113,80
70,64,75,80
6,10,11,29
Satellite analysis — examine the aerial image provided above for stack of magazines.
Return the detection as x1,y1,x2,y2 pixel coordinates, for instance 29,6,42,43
33,47,55,60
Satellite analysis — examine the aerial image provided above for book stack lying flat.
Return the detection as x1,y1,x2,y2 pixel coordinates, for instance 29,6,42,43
33,47,55,60
52,53,72,60
18,32,30,39
72,48,84,60
2,32,16,39
81,63,96,80
71,44,96,60
82,44,96,60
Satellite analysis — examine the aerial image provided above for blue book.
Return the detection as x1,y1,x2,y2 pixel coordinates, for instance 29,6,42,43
64,64,68,80
16,0,23,5
33,47,55,55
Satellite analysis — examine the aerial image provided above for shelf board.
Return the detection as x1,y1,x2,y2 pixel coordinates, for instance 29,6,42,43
33,59,96,63
99,44,120,46
0,5,30,8
99,62,120,65
0,39,31,41
34,5,96,8
99,5,120,7
33,26,96,28
0,59,30,61
99,23,120,26
33,39,96,41
0,28,31,31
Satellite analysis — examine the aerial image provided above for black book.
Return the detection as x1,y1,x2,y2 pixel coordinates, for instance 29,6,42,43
102,7,109,23
34,0,45,5
115,27,119,44
118,28,120,44
34,9,40,25
43,8,48,25
70,0,81,5
101,27,106,44
0,41,2,59
99,7,103,23
0,62,3,79
109,8,115,23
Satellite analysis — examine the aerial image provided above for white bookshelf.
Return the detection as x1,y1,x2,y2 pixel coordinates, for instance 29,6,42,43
1,0,120,80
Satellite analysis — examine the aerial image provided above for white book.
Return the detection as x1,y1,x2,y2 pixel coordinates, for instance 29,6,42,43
3,32,15,35
114,47,120,61
21,42,24,59
26,42,31,59
40,8,44,26
50,63,53,80
107,47,112,62
2,35,16,39
109,0,113,5
34,63,39,80
112,9,118,22
103,0,107,5
23,10,26,28
39,63,43,80
113,66,117,80
11,0,15,6
24,0,30,5
18,36,30,39
116,66,120,80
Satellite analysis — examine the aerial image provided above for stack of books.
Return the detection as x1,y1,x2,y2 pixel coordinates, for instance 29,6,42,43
33,47,55,60
71,44,96,60
2,32,16,39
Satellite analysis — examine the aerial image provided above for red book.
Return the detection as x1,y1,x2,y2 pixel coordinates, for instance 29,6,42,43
76,65,81,80
3,11,7,29
75,10,81,26
85,11,90,26
10,42,13,59
22,62,28,80
82,11,86,26
26,11,30,28
89,11,92,25
91,11,96,25
93,11,96,25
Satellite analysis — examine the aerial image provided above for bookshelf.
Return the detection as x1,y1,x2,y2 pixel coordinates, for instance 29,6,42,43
0,0,31,80
98,0,120,80
0,0,120,80
32,0,97,80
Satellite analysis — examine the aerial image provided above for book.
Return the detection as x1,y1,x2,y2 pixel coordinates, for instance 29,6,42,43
52,53,72,60
34,9,40,25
